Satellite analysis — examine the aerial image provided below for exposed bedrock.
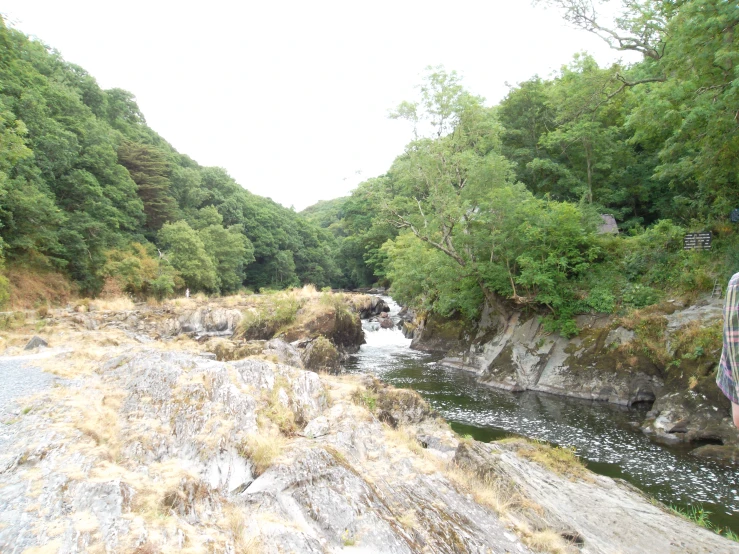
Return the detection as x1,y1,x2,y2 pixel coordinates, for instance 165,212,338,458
408,296,739,460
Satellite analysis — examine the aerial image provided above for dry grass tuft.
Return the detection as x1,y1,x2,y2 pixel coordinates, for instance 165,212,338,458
130,461,203,520
90,296,135,311
259,376,298,435
384,426,424,457
31,330,134,378
446,463,517,516
397,509,418,530
224,505,263,553
70,388,124,461
240,432,286,476
502,438,590,481
516,523,574,554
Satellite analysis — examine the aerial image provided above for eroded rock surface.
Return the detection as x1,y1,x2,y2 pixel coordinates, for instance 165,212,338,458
454,440,738,554
426,296,739,458
0,344,735,553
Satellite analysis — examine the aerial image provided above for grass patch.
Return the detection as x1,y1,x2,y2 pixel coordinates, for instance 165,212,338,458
669,504,739,541
239,432,285,476
446,462,519,517
259,375,298,435
397,509,418,530
238,293,300,340
90,296,135,311
350,387,378,413
224,505,262,553
517,524,573,554
502,438,589,481
341,529,357,546
6,265,75,310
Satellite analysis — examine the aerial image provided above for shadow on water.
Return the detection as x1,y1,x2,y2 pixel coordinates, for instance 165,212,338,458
345,296,739,536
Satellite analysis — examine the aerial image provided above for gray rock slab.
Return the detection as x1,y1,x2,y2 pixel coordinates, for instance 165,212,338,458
23,336,47,350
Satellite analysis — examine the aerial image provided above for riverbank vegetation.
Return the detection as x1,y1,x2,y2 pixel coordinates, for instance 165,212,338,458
2,0,738,337
304,0,739,335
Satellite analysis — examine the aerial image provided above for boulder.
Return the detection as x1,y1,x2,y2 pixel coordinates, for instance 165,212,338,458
378,312,395,329
410,312,475,354
23,336,48,350
641,390,739,449
361,375,437,427
265,338,304,369
301,337,340,372
358,296,389,319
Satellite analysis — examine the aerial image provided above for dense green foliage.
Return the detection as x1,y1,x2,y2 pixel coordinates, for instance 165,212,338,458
0,18,338,298
2,0,739,328
300,0,739,332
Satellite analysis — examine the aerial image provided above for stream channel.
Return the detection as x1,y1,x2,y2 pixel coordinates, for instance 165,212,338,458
344,296,739,535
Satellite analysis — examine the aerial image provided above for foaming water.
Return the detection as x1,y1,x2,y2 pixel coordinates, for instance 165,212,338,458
345,296,739,534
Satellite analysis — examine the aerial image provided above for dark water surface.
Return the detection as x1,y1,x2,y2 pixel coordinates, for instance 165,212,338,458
345,297,739,535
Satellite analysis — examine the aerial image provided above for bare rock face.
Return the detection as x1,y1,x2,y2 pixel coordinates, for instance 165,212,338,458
168,306,244,337
410,312,476,354
453,440,739,554
438,299,728,410
0,348,532,554
0,350,328,553
379,312,396,329
265,337,304,369
445,311,663,406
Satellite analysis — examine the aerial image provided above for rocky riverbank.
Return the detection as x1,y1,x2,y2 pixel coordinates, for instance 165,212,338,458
405,295,739,464
0,294,737,552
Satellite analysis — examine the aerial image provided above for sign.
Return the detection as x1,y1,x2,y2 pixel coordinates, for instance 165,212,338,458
731,208,739,223
683,232,712,250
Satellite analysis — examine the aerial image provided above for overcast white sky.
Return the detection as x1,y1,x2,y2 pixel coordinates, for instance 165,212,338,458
3,0,638,211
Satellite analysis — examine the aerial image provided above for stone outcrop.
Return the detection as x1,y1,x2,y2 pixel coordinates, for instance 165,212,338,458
410,296,739,461
409,312,476,354
0,348,529,553
641,390,739,462
300,336,341,372
160,305,243,338
441,310,663,406
358,296,390,319
1,346,734,553
453,440,737,554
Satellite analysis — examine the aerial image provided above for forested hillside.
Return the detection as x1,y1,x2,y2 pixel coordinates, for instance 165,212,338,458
2,0,739,334
302,0,739,334
0,17,339,304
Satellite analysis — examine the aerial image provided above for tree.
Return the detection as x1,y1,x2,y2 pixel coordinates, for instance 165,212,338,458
498,77,556,191
157,221,218,291
198,224,254,292
539,0,739,221
384,67,515,305
118,141,177,230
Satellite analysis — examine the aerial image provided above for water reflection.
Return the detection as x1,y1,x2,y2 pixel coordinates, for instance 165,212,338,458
345,296,739,533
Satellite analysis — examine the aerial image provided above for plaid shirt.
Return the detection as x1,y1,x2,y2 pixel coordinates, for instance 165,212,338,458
717,272,739,404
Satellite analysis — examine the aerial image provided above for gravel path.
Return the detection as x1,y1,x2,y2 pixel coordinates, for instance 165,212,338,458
0,353,58,453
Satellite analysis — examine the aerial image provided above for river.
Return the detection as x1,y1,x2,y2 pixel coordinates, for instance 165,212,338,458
344,296,739,536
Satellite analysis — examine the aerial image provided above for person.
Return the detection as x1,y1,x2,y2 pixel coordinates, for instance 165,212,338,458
717,272,739,429
185,288,190,299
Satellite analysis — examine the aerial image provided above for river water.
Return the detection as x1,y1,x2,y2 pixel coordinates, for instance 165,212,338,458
344,297,739,535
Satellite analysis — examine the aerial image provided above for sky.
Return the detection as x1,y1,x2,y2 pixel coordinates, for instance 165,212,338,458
3,0,639,211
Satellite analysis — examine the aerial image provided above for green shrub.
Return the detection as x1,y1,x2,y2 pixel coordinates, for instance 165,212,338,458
622,284,661,308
